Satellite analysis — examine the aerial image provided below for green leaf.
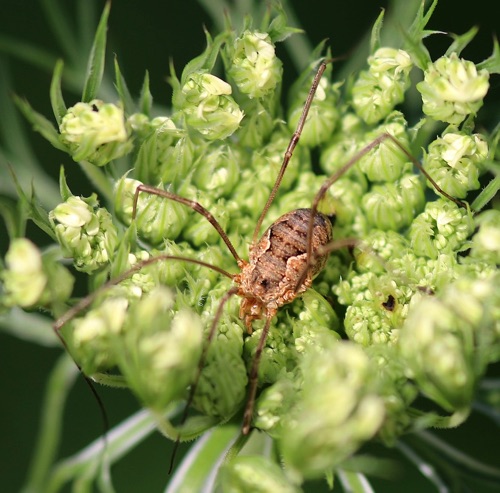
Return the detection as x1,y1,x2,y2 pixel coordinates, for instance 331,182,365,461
13,95,66,152
266,1,303,43
58,166,73,202
8,163,57,241
477,36,500,74
445,26,479,57
50,59,67,125
0,195,25,239
114,56,134,115
405,0,440,69
370,9,385,53
81,1,111,102
139,71,153,117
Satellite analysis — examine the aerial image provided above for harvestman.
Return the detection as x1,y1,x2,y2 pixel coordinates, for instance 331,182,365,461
54,59,465,451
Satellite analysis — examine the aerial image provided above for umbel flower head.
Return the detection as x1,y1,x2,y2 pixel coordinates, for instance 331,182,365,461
181,73,244,140
49,195,118,273
59,99,132,165
352,47,413,124
228,30,283,99
417,53,489,124
1,238,73,308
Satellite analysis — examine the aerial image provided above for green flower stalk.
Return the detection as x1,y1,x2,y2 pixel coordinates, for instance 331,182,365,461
228,31,283,99
352,47,413,124
417,53,490,124
1,238,73,308
423,131,488,198
59,99,132,165
49,195,118,273
180,73,244,140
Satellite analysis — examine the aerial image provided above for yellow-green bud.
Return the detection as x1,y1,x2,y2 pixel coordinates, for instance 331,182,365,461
409,199,474,259
417,53,489,125
352,47,412,125
228,31,283,99
281,341,385,479
49,196,118,273
470,210,500,265
114,176,189,244
1,239,73,309
181,73,244,140
59,100,132,166
424,132,488,198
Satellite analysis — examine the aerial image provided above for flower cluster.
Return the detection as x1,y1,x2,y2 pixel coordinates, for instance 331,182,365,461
2,1,499,491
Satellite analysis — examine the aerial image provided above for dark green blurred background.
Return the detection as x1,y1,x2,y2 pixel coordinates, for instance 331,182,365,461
1,1,498,491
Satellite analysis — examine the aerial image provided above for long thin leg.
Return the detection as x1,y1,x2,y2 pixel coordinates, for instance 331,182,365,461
299,132,468,294
242,315,273,435
252,60,331,247
133,184,244,266
169,286,239,473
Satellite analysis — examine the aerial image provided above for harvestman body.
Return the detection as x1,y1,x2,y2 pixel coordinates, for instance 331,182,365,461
54,59,464,450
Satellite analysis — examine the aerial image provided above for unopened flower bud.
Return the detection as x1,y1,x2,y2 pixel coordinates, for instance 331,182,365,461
59,100,132,165
228,31,282,99
424,132,488,198
181,73,244,140
417,53,489,124
49,196,118,273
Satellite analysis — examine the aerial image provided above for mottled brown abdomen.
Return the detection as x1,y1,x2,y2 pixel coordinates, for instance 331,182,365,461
236,208,333,329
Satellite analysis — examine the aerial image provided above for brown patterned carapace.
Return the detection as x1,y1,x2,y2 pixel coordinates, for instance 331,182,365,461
236,208,332,331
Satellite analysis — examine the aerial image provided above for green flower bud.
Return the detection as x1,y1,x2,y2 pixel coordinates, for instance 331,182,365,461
253,375,296,437
244,319,295,386
354,230,409,274
2,238,73,308
251,132,306,190
362,173,425,230
49,196,118,273
117,287,204,410
218,456,300,493
183,198,229,247
470,209,500,265
228,31,283,99
358,113,411,182
342,273,413,346
114,176,189,244
59,100,132,166
192,144,241,198
193,291,247,418
181,73,244,140
281,341,385,479
292,290,340,353
70,296,129,374
288,77,339,147
399,295,476,410
2,239,47,308
424,132,488,198
133,116,186,184
409,198,474,259
352,47,412,125
417,53,490,125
